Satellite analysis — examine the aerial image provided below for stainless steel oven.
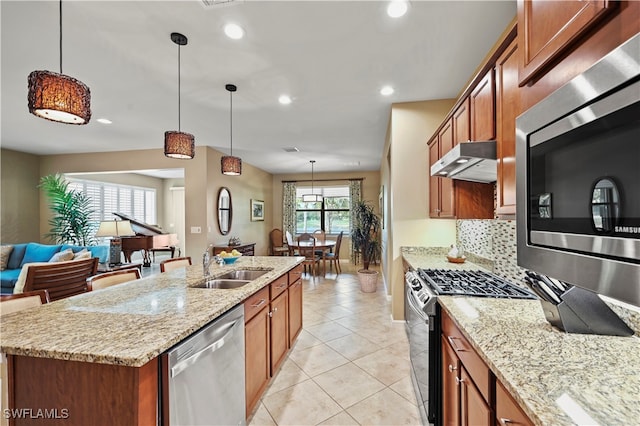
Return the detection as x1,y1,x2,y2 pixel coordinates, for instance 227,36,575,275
516,33,640,307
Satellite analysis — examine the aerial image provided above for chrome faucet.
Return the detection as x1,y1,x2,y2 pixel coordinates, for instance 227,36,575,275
203,245,224,277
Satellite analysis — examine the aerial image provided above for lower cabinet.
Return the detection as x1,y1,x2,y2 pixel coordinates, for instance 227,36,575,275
441,309,532,426
244,265,304,418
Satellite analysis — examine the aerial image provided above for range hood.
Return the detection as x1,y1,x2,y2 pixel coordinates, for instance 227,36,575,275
430,141,497,183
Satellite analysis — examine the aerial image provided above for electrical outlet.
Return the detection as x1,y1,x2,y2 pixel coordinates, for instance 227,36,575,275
190,226,202,234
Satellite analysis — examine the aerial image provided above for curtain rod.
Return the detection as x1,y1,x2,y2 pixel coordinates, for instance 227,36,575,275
281,177,365,183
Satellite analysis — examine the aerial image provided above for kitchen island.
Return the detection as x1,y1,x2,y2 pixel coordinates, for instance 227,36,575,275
0,255,304,424
403,249,640,426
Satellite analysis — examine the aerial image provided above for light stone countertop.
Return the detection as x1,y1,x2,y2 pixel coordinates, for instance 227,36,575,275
0,256,304,367
402,249,640,426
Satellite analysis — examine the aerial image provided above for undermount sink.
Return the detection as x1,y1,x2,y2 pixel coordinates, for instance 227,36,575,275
217,269,270,281
196,279,251,289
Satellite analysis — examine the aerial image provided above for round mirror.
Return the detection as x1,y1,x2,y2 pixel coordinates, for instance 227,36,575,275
591,177,620,233
217,187,232,235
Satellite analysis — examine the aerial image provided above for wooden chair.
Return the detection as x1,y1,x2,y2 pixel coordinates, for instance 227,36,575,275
324,231,344,274
297,233,321,276
312,229,326,256
286,231,298,256
21,257,98,302
0,290,49,317
87,268,141,291
269,228,289,256
160,256,192,272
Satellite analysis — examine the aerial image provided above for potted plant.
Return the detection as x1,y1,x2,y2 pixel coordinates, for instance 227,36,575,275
39,174,96,246
351,200,381,292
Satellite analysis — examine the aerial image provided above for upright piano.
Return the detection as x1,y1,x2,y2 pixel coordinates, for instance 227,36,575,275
114,213,179,267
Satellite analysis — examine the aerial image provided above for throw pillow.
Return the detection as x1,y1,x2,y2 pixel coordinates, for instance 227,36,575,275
49,248,74,263
6,243,28,270
13,262,50,294
20,243,62,266
0,245,14,271
73,249,92,260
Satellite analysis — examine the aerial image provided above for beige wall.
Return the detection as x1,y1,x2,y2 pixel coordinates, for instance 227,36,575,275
270,170,381,261
0,149,40,243
387,99,458,320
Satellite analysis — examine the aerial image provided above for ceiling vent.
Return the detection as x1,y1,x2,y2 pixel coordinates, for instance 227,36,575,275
200,0,242,9
283,147,300,153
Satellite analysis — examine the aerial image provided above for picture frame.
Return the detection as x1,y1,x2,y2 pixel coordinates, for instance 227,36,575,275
251,199,264,221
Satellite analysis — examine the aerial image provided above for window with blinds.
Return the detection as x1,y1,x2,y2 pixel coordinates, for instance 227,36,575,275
68,178,157,226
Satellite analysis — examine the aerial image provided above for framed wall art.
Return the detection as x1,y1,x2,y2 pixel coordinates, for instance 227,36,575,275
251,199,264,221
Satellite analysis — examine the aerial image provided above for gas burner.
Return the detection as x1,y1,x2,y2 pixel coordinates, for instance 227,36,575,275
417,269,536,299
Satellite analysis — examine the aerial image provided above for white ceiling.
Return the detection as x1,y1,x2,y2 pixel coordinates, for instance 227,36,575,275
1,0,516,176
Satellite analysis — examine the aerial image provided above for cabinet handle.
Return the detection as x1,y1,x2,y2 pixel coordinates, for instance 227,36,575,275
499,419,514,425
251,299,266,308
448,364,457,373
276,283,287,289
447,336,467,352
455,376,464,386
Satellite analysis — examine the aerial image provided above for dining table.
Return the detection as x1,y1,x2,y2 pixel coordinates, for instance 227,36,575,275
288,238,336,275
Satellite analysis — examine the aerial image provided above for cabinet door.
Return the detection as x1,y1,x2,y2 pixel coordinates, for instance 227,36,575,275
288,279,303,347
245,307,270,418
496,380,534,426
517,0,617,85
428,138,441,218
495,38,520,216
442,336,460,426
460,367,492,426
270,291,289,375
470,70,495,141
453,98,470,146
438,120,455,218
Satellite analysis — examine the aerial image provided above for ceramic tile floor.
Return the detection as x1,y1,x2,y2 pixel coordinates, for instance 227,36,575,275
248,261,422,426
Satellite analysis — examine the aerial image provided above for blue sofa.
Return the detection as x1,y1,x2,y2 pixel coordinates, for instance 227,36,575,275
0,243,108,294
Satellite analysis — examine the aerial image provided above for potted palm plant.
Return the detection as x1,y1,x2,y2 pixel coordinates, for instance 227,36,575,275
39,174,96,246
351,200,381,292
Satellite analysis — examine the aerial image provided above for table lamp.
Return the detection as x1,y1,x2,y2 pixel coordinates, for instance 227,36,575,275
95,220,136,265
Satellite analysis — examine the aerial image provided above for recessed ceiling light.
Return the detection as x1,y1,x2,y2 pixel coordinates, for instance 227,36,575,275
96,118,112,124
380,86,394,96
387,0,408,18
278,95,292,105
224,23,244,39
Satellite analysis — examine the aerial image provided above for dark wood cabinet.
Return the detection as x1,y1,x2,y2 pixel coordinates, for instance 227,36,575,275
460,367,492,426
213,242,255,256
270,289,289,374
496,379,534,426
453,98,470,145
442,335,461,426
495,38,520,216
429,121,455,219
517,0,617,86
470,70,496,141
288,265,303,346
244,286,270,418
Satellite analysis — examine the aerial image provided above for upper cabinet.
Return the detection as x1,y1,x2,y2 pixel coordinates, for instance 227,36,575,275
470,70,496,141
517,0,618,86
452,98,470,146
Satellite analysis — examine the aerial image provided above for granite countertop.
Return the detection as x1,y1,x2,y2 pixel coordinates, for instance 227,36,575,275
0,256,304,367
402,248,640,426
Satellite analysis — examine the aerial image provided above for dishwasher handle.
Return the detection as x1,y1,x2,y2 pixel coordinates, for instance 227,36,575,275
170,318,242,378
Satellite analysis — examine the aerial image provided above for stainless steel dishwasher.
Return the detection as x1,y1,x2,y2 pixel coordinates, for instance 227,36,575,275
163,304,246,425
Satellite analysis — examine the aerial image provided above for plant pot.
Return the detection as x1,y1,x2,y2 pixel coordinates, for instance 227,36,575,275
357,269,378,293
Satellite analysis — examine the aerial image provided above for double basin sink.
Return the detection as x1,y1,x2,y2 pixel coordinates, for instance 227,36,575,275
194,269,270,289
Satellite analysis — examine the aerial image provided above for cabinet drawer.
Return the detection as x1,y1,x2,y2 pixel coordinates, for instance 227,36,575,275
270,274,288,299
288,265,303,285
442,310,491,403
496,380,533,426
244,286,269,322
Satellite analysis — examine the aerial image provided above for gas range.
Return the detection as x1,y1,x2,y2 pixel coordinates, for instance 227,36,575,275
418,268,537,299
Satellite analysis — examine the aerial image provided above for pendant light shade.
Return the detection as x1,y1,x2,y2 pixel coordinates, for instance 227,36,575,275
164,32,195,159
27,0,91,124
221,84,242,175
302,160,323,202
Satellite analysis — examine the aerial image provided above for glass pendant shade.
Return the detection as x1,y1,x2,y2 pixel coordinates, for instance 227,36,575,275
221,155,242,175
302,193,323,203
164,131,195,159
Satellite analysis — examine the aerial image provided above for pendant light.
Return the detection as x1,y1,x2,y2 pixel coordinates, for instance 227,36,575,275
302,160,323,202
27,0,91,124
221,84,242,175
164,32,195,159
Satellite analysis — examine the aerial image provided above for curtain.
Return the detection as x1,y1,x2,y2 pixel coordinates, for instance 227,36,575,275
282,182,297,242
349,179,362,262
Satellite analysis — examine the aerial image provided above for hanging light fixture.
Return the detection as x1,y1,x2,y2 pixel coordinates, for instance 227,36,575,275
27,0,91,124
221,84,242,175
164,32,195,159
302,160,323,202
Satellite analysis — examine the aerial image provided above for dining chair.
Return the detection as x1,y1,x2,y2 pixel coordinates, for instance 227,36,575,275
160,256,192,272
312,229,327,256
286,231,298,256
324,231,343,274
297,233,321,276
0,290,50,317
269,228,289,256
87,268,141,291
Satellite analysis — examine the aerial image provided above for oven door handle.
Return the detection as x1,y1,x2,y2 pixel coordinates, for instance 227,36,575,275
406,284,429,321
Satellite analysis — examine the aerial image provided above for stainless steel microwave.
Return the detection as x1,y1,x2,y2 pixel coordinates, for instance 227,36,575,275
516,33,640,307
